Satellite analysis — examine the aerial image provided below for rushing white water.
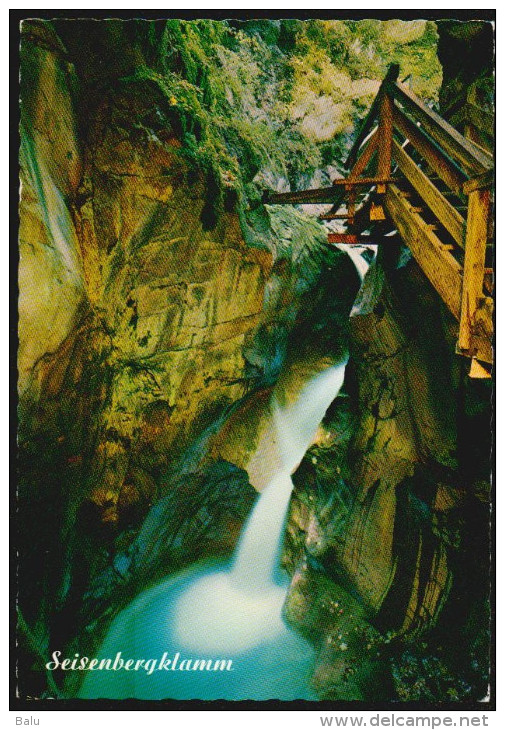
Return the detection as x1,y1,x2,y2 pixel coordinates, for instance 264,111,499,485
173,361,347,654
335,243,372,281
80,359,348,699
232,363,348,592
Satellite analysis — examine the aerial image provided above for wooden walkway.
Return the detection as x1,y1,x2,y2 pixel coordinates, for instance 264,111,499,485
265,65,494,377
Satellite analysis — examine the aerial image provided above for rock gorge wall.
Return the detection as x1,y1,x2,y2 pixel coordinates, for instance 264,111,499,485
279,22,492,700
18,18,362,694
17,17,490,703
283,250,491,701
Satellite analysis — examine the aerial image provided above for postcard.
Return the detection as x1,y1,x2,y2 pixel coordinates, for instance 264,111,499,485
14,10,494,711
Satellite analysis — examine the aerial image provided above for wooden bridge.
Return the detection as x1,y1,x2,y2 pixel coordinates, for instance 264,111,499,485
265,64,494,377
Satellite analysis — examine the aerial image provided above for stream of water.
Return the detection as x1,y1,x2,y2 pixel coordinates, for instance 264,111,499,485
79,243,372,700
80,362,348,700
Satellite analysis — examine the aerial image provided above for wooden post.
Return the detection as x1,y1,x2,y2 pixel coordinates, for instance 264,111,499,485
458,186,491,353
346,185,357,223
377,89,394,194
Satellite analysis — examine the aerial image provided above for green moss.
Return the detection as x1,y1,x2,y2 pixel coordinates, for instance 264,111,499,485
113,18,441,233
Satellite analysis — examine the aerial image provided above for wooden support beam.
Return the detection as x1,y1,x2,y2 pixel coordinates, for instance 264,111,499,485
484,268,494,295
327,233,375,244
265,186,345,205
325,130,380,213
319,213,353,220
467,335,493,366
392,140,466,248
458,187,492,360
346,63,400,168
370,201,386,221
392,105,467,196
326,234,398,247
377,90,394,193
463,169,494,195
385,184,463,319
333,177,397,187
388,80,493,175
348,129,378,180
347,188,357,220
328,234,359,244
468,358,492,379
326,131,379,213
265,179,397,205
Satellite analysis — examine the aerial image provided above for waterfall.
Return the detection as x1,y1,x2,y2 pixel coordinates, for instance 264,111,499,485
231,363,347,593
80,303,352,699
173,360,347,653
335,243,373,281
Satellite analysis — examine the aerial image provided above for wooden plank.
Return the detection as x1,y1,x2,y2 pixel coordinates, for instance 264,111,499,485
327,233,360,244
333,177,397,187
468,358,492,379
346,63,400,168
463,169,494,195
370,201,385,221
265,178,397,205
345,129,378,181
388,80,494,174
392,140,466,249
391,80,494,173
346,94,382,170
462,295,493,364
393,106,467,196
468,335,493,365
265,186,346,205
329,131,378,212
385,184,463,319
327,233,382,245
458,188,492,355
319,213,353,220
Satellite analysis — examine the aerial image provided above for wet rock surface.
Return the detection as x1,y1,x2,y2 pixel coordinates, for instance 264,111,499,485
17,18,491,703
283,561,390,701
282,251,491,702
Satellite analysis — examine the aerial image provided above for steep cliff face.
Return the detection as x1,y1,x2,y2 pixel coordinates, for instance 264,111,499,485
437,20,494,116
17,17,490,704
283,251,491,701
18,18,364,691
280,20,493,701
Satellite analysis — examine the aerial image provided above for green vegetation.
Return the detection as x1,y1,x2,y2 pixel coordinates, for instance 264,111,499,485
116,18,442,229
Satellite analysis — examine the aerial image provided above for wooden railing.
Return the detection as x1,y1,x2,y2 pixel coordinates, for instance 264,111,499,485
263,64,494,371
344,65,494,368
